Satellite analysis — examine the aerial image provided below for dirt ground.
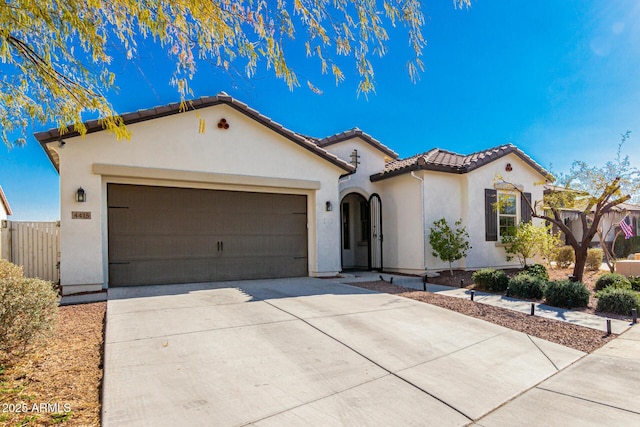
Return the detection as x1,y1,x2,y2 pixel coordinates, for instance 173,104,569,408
0,302,105,427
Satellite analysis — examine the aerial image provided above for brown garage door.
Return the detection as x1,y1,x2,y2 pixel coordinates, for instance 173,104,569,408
107,184,308,286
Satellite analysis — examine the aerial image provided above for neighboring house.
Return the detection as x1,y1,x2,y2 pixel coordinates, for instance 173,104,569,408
36,93,550,296
543,185,640,246
0,185,12,260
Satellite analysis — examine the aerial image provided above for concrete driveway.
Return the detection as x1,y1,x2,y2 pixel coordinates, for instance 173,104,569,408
102,277,585,426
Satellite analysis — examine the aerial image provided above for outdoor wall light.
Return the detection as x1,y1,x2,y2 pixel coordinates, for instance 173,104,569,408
75,187,86,203
325,201,333,211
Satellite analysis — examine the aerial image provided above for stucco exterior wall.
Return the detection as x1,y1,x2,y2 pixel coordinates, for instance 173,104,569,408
422,171,466,271
464,153,546,269
376,174,424,274
374,153,547,273
49,104,346,294
324,137,388,200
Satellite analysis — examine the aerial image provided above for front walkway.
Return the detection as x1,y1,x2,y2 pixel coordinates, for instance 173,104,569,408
336,271,632,334
102,278,585,426
478,324,640,425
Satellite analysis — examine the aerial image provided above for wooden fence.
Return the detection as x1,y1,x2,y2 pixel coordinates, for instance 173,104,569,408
6,221,60,283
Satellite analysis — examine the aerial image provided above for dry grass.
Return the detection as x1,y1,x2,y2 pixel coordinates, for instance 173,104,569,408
0,302,105,426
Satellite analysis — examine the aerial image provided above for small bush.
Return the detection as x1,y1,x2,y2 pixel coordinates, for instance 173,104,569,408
544,280,589,308
471,268,494,289
472,268,509,292
522,263,549,281
596,287,640,316
586,248,603,271
0,259,24,280
554,246,575,268
629,276,640,292
0,277,59,360
508,274,546,299
614,235,640,259
595,273,631,291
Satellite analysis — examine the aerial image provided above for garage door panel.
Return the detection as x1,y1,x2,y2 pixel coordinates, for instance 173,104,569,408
223,234,307,256
108,234,221,262
110,258,224,286
107,184,308,286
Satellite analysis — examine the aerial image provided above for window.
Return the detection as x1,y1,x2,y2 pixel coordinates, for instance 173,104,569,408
485,189,532,242
360,201,369,242
498,193,517,238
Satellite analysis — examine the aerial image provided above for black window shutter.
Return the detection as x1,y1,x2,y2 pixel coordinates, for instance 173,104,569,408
485,189,497,241
521,192,532,223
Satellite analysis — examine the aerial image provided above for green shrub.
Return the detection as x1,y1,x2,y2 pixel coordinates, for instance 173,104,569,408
554,246,575,268
508,274,546,299
596,287,640,316
614,235,640,259
544,280,589,308
472,268,509,292
0,259,24,280
629,276,640,292
522,263,549,281
0,277,59,360
595,273,631,291
586,248,604,271
472,269,493,289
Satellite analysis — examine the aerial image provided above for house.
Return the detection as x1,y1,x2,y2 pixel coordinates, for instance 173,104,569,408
543,185,640,248
0,185,12,260
36,93,550,297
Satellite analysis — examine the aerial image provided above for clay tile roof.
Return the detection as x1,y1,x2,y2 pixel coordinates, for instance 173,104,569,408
35,93,354,174
316,128,399,159
371,143,551,181
0,185,12,216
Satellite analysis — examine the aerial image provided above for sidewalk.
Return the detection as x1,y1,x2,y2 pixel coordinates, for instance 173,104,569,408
334,271,632,335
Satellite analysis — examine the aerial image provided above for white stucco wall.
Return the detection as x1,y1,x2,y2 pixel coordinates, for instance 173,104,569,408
376,174,424,274
464,154,546,270
323,137,389,201
49,104,347,294
423,171,466,271
373,152,547,273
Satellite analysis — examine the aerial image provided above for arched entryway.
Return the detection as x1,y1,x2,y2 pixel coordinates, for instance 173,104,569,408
340,192,383,271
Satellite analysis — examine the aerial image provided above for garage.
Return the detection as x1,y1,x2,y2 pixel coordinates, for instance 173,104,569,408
107,183,308,286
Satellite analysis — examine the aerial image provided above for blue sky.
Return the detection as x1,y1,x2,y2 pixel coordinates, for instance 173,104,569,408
1,0,639,220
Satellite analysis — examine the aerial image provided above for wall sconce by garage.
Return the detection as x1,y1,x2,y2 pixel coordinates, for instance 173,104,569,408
58,138,66,148
325,201,333,212
75,187,86,203
217,118,230,129
505,163,513,172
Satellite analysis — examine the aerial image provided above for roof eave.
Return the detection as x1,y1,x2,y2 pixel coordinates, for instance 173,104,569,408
34,94,355,174
0,186,12,216
318,130,399,159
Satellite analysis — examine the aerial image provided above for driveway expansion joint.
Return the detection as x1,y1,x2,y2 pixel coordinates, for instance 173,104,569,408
261,299,474,422
105,317,298,345
535,386,640,415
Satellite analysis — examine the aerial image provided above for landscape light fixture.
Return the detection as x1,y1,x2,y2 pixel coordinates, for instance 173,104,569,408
76,187,86,203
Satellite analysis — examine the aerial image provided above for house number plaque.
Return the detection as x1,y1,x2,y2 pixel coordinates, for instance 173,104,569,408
71,211,91,220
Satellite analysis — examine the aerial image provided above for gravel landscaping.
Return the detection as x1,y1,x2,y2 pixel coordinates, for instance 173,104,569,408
350,277,617,354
